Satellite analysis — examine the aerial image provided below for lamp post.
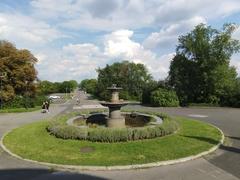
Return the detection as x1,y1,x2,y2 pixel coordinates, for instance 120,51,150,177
0,72,7,109
65,87,68,97
24,80,28,109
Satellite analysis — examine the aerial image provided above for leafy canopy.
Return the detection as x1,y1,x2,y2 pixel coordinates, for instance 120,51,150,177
96,61,153,100
168,24,240,105
0,40,38,102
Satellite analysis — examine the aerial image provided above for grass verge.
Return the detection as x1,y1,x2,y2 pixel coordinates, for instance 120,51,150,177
0,106,41,113
3,117,222,166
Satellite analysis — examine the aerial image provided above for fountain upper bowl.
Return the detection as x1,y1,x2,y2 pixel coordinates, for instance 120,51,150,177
100,101,129,108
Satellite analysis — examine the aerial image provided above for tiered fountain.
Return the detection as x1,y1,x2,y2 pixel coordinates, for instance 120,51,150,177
100,84,128,128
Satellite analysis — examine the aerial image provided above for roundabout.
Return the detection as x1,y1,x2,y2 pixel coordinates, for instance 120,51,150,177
1,111,223,169
0,92,239,180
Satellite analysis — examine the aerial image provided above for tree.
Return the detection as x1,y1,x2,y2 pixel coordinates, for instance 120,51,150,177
80,79,98,95
96,61,152,100
37,80,78,95
168,54,199,104
168,24,240,105
0,40,38,103
58,80,78,93
141,80,159,104
37,80,59,95
69,80,78,90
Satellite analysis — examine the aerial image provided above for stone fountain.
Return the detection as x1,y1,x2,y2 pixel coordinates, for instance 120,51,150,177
100,84,128,128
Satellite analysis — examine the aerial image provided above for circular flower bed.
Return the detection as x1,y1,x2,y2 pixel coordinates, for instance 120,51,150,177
2,114,223,167
47,112,179,143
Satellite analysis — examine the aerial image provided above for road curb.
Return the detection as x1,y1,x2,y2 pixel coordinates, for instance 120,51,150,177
0,123,224,171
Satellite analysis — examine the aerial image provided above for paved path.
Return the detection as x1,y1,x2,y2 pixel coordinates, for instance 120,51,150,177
0,92,239,180
0,102,69,171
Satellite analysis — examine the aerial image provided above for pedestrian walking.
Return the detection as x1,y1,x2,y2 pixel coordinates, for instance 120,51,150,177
41,101,47,113
76,98,80,105
45,101,50,113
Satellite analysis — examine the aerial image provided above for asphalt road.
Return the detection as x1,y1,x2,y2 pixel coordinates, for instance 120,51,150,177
0,92,239,180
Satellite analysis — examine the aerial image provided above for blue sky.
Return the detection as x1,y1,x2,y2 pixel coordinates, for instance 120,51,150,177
0,0,240,82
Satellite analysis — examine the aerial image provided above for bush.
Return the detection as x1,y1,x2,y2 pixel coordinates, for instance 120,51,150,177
48,121,88,140
47,112,179,143
150,88,179,107
88,128,128,142
3,95,47,109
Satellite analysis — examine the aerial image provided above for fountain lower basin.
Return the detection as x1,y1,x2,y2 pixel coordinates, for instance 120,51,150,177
67,112,162,128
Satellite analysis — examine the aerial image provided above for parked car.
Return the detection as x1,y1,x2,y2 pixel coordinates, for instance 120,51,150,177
48,95,61,99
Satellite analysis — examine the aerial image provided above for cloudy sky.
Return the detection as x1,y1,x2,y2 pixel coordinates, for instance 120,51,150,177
0,0,240,82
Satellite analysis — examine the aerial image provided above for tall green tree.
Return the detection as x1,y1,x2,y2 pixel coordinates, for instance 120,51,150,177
37,80,60,95
96,61,152,100
80,79,98,95
168,24,240,105
0,40,38,102
58,80,78,93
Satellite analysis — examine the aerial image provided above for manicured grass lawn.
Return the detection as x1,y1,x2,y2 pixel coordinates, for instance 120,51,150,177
3,117,222,166
0,106,41,113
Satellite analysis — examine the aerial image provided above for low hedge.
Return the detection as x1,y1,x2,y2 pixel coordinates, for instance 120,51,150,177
47,112,179,143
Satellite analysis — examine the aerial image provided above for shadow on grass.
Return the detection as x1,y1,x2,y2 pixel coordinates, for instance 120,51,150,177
0,168,107,180
181,135,220,145
182,135,240,154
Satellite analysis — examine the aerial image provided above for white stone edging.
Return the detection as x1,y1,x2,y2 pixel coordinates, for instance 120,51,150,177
0,123,224,171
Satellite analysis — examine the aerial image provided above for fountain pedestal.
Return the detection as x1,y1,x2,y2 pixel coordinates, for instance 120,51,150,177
100,84,128,128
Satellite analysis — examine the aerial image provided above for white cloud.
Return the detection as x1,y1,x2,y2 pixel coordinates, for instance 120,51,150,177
36,43,109,81
149,53,175,79
31,0,240,31
36,29,173,81
30,0,82,18
233,26,240,40
2,0,240,81
0,13,64,48
230,53,240,76
103,29,172,79
104,30,141,58
143,16,206,50
34,52,47,65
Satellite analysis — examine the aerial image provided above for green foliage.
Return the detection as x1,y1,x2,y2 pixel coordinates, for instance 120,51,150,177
96,61,153,101
38,81,60,95
59,80,78,93
0,106,41,113
150,88,179,107
168,24,240,106
48,122,88,140
38,80,78,95
141,80,170,104
80,79,97,95
141,80,159,104
2,95,47,109
0,40,38,103
4,117,222,166
47,112,179,142
88,128,128,142
219,77,240,107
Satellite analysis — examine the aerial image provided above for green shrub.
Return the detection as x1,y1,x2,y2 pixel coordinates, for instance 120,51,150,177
48,123,88,140
150,88,179,107
47,111,179,143
88,128,128,142
3,95,47,109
